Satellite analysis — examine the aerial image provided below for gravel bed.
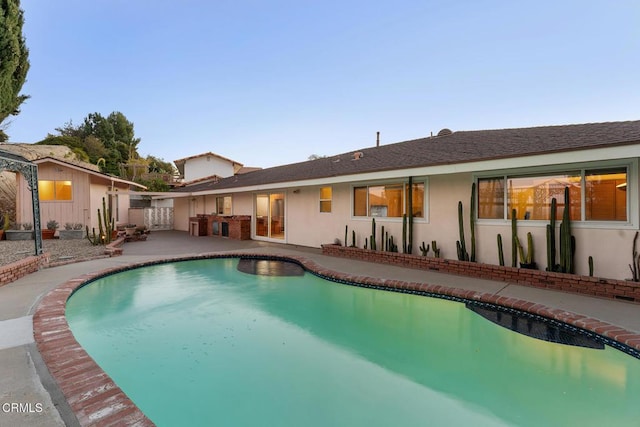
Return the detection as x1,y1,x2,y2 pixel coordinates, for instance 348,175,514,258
0,238,108,266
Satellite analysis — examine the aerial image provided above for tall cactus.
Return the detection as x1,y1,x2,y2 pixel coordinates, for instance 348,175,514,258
98,197,114,244
497,234,505,266
344,225,348,247
371,218,377,251
511,208,518,267
550,197,557,268
402,214,407,253
559,187,575,273
456,201,469,261
470,182,476,262
407,176,414,254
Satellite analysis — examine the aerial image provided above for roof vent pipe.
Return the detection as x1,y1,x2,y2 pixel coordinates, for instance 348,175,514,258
376,131,380,147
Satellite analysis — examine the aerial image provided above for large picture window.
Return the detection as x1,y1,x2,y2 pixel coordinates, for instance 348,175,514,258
38,180,72,201
478,166,628,222
353,181,425,218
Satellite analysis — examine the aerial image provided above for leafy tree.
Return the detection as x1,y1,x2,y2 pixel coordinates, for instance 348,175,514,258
38,111,142,176
135,177,170,192
0,0,29,142
146,155,174,174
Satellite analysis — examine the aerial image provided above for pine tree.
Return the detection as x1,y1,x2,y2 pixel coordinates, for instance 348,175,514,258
0,0,29,142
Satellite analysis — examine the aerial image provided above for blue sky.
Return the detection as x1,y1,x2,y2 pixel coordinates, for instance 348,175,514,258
8,1,640,168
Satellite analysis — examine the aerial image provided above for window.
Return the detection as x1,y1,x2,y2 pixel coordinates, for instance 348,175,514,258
38,180,72,201
478,177,504,219
585,168,627,221
319,186,332,213
477,166,628,222
215,196,232,215
507,173,581,220
353,181,425,218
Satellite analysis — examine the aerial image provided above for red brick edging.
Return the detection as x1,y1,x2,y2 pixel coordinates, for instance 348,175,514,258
33,253,640,426
322,244,640,303
0,239,125,287
0,253,49,287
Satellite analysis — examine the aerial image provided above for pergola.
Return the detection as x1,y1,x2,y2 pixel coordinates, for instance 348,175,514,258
0,149,43,255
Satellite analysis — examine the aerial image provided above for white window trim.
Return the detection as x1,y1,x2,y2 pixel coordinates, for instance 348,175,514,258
252,192,287,243
350,177,429,223
319,186,332,213
474,159,638,229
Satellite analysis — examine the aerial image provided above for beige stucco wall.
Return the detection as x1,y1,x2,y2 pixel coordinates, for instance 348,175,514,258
231,193,253,215
277,175,469,251
169,165,637,280
173,198,190,231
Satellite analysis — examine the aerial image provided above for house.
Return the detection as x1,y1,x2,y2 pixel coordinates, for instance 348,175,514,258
169,120,640,280
174,151,244,183
14,156,145,234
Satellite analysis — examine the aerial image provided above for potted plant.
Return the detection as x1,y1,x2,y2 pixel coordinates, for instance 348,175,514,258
42,219,59,239
59,222,84,240
5,222,35,240
124,224,137,236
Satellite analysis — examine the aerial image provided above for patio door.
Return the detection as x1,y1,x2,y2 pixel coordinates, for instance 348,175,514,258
255,193,285,240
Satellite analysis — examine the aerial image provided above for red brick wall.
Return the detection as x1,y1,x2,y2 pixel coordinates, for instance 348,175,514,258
321,244,640,303
0,254,50,287
207,215,252,240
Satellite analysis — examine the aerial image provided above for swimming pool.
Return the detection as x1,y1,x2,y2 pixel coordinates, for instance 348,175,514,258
66,257,640,426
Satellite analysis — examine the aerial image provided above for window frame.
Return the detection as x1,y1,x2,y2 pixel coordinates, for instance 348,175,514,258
215,195,232,216
474,159,637,229
38,179,73,202
350,178,428,222
319,186,332,213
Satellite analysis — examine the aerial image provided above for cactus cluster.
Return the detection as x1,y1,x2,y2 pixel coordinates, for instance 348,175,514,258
86,197,115,245
508,209,536,269
545,187,576,273
515,232,535,266
344,225,357,248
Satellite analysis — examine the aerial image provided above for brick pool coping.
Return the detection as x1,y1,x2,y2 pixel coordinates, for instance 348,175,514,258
33,252,640,426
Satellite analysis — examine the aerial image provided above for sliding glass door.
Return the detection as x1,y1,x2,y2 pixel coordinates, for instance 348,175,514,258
255,193,285,240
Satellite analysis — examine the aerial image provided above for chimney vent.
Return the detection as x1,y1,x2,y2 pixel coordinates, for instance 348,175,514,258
376,131,380,147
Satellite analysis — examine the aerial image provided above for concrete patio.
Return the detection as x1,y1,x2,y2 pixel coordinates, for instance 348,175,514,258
2,230,640,426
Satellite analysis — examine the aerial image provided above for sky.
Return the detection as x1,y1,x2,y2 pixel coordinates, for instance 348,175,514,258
7,1,640,169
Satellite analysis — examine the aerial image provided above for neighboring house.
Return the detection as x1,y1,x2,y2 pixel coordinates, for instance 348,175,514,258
15,157,145,233
169,120,640,280
174,152,244,183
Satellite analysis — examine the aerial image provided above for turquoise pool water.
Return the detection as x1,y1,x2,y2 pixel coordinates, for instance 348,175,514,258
66,258,640,426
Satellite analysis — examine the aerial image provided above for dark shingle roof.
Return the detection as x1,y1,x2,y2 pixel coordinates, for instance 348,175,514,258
173,120,640,193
